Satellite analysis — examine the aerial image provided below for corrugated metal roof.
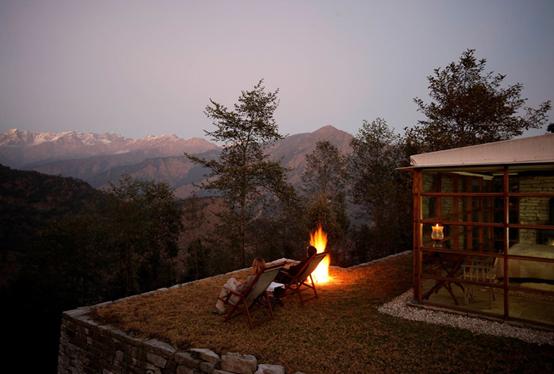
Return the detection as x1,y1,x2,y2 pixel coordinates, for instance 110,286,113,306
410,134,554,168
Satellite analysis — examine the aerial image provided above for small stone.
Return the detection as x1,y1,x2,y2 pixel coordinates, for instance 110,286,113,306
213,370,235,374
175,351,200,368
255,364,285,374
93,300,114,308
64,308,88,318
146,363,162,374
113,350,124,365
129,346,139,357
177,365,198,374
145,338,177,356
221,352,257,374
147,352,167,368
189,348,220,364
200,361,216,373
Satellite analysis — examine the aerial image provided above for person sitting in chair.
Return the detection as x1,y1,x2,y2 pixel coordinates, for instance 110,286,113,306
276,245,317,283
272,246,317,303
214,257,265,314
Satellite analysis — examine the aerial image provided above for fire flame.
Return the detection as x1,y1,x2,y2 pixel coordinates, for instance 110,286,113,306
309,224,330,283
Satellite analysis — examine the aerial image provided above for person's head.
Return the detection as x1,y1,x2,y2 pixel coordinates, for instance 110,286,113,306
251,257,266,274
307,245,317,258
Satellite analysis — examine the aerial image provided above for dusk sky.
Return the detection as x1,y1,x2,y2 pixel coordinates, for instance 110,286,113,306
1,0,553,139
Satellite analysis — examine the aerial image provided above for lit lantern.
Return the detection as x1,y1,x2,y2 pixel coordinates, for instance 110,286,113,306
431,224,444,241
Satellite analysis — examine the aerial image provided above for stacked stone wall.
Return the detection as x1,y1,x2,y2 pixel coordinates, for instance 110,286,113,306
519,175,554,244
58,305,293,374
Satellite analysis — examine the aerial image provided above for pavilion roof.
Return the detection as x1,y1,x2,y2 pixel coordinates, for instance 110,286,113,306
409,133,554,168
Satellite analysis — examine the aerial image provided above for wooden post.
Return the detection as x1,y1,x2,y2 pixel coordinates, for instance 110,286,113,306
453,175,459,250
412,170,423,303
478,178,484,251
466,177,473,250
488,179,495,250
503,166,510,319
436,174,442,221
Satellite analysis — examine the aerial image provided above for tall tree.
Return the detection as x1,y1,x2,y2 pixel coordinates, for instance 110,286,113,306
303,140,348,198
407,49,551,152
349,118,410,260
302,140,349,247
108,176,183,294
186,80,293,266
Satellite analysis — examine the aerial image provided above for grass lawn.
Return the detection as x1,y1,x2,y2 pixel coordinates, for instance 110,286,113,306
94,253,554,373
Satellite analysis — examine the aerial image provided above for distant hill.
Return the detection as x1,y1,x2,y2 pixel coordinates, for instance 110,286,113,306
90,149,220,197
0,164,102,245
29,148,219,191
2,125,353,198
268,125,353,185
0,164,103,286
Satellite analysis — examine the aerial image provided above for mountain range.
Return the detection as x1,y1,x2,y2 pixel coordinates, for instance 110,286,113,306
0,128,217,167
0,126,352,198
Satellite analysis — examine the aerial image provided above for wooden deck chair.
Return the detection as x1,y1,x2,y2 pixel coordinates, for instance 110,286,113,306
219,267,281,329
282,252,328,305
462,257,498,308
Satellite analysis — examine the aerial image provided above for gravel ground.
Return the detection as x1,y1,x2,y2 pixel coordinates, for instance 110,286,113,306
379,289,554,346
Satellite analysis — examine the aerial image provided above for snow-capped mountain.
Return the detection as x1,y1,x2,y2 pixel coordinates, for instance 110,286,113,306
0,125,353,199
0,128,125,147
0,128,218,167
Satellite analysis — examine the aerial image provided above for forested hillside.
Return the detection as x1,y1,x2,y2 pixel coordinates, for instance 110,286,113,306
0,165,183,373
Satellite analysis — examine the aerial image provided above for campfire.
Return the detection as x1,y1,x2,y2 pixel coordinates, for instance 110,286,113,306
309,224,331,284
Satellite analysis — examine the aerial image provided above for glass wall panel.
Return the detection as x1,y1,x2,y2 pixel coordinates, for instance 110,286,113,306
507,258,554,325
509,165,554,194
422,197,439,221
506,228,554,259
421,222,502,253
513,197,554,245
421,253,503,317
423,169,504,193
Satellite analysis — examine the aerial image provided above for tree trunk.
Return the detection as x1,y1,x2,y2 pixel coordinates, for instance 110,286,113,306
240,194,246,267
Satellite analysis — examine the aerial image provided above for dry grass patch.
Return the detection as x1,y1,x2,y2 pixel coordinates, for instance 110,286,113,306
93,253,554,373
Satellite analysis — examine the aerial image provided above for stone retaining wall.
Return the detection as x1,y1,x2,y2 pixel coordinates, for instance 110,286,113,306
58,305,294,374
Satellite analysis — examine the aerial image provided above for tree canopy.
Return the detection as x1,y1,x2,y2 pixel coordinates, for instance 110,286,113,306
349,118,411,261
407,49,551,152
302,140,349,251
186,80,294,266
302,140,348,199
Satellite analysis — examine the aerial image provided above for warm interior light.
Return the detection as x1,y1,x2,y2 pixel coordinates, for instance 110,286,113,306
309,224,330,283
431,223,444,240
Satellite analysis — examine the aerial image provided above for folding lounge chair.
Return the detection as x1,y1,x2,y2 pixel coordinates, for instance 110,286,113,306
218,267,281,329
282,252,328,305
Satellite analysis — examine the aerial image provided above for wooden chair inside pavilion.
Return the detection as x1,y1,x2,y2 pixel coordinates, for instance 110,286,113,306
461,257,498,308
281,252,328,305
218,266,281,329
